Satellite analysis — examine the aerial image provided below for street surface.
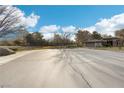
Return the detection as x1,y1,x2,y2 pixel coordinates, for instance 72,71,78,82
0,48,124,88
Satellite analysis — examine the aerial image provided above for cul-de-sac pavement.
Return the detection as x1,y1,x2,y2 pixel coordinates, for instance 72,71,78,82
0,48,124,88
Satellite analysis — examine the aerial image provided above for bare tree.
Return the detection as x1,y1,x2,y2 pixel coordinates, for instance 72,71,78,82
52,32,73,49
92,31,102,40
115,29,124,49
75,30,91,46
102,34,112,38
61,32,72,47
115,29,124,39
25,32,44,46
53,33,62,46
0,6,21,37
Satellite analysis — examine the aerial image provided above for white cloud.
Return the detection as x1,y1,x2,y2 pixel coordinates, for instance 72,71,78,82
39,25,77,39
62,25,76,33
84,13,124,36
43,33,55,40
21,13,40,28
0,6,23,27
40,25,60,33
83,26,95,33
70,35,75,41
39,25,60,39
1,6,40,28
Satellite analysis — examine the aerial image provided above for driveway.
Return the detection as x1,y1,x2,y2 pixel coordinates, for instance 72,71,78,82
0,48,124,88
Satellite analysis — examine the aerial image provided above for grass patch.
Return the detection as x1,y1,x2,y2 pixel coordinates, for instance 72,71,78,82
13,46,60,52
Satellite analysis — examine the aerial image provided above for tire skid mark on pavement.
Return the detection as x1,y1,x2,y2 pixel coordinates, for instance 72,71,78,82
74,51,124,79
62,49,92,88
70,50,124,87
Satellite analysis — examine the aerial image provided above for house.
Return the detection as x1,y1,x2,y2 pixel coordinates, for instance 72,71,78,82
85,37,120,47
85,40,105,47
102,37,120,47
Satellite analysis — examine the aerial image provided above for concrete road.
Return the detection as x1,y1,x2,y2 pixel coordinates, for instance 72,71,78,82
0,48,124,88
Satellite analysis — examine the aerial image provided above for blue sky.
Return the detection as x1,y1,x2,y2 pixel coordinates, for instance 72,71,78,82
17,5,124,29
15,5,124,39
